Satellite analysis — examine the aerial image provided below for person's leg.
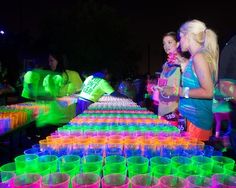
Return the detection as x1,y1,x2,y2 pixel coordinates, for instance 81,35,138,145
214,113,221,138
224,120,232,136
225,112,232,136
214,112,232,138
229,108,236,156
229,129,236,156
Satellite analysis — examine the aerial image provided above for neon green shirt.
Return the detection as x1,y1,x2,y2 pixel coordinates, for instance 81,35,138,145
21,69,50,99
79,76,114,102
21,71,39,99
43,70,83,97
59,70,83,96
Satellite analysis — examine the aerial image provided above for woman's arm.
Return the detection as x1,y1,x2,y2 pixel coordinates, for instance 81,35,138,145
185,53,214,99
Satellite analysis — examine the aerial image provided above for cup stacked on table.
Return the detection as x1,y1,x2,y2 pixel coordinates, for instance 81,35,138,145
0,103,37,135
1,96,236,187
0,96,78,136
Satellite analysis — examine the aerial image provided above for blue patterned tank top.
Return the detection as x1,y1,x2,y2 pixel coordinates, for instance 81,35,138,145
179,59,213,130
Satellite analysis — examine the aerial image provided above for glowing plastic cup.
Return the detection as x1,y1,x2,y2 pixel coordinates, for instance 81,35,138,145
188,140,205,153
22,164,51,176
197,163,224,177
87,148,103,156
102,174,129,188
171,156,192,168
42,173,70,188
152,164,177,178
82,155,103,169
0,162,16,174
0,171,15,187
106,147,123,156
107,136,123,156
59,163,78,177
150,156,171,168
72,173,100,188
224,164,236,176
105,155,126,166
32,165,51,176
128,167,151,178
212,174,236,187
103,164,127,176
14,154,39,174
131,174,158,188
81,164,101,176
59,155,80,165
191,156,213,166
13,173,42,188
203,145,214,157
158,175,185,188
127,156,149,174
32,144,40,149
159,140,174,158
211,156,235,170
177,164,198,178
24,148,46,156
142,140,157,159
39,155,58,173
124,139,142,157
186,175,212,188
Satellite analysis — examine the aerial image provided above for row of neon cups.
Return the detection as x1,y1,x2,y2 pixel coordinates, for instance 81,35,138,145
1,154,236,187
57,124,180,137
1,172,236,188
2,154,235,178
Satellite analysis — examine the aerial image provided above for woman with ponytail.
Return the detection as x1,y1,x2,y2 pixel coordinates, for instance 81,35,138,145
163,19,219,141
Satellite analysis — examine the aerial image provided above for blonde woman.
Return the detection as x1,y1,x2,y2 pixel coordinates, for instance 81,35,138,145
164,19,219,141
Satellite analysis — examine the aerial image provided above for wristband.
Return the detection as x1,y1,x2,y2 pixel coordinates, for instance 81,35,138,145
183,87,190,98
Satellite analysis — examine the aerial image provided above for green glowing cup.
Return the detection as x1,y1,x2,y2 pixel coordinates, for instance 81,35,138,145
212,156,235,170
38,155,58,173
127,156,149,174
14,154,39,174
103,164,127,176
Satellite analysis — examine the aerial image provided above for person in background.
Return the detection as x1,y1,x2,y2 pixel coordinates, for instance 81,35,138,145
44,51,83,97
36,50,83,126
118,76,136,101
77,70,127,114
163,19,219,141
21,63,47,100
143,73,152,110
157,32,187,120
132,74,146,106
218,35,236,156
146,74,159,114
212,84,232,138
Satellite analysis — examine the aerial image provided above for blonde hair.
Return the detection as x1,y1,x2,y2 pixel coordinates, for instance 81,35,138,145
180,19,219,81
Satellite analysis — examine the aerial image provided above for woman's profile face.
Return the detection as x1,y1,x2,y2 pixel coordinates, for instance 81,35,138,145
48,55,58,71
163,36,178,55
179,32,189,52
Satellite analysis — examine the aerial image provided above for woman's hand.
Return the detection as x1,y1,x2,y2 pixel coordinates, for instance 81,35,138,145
162,86,180,97
219,80,236,102
162,86,175,96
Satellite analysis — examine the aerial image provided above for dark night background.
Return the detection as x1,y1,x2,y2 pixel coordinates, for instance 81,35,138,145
0,0,236,84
